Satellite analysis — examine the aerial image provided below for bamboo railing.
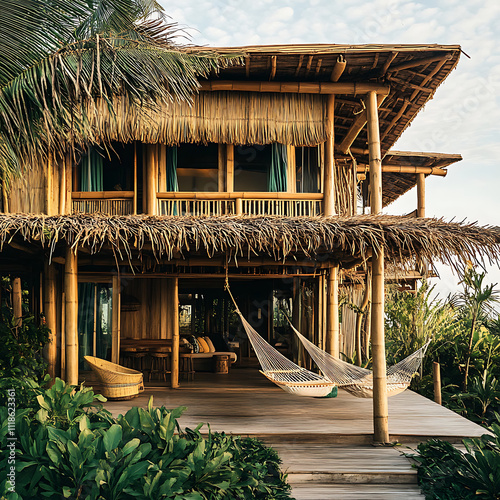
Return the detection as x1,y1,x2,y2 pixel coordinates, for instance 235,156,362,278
72,192,134,215
156,192,324,217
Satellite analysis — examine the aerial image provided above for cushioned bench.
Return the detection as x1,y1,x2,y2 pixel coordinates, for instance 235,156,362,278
180,351,237,372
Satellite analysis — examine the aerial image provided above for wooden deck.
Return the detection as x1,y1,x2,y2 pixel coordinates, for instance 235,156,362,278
100,367,486,499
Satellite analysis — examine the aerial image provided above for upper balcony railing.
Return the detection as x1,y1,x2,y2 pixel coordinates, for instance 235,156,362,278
72,191,324,217
72,191,134,216
156,192,324,217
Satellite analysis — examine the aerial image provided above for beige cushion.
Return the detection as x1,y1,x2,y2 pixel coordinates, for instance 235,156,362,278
204,336,216,352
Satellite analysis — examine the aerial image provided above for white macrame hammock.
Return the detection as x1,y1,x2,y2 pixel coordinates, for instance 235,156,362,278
231,301,336,397
288,320,431,398
228,288,430,399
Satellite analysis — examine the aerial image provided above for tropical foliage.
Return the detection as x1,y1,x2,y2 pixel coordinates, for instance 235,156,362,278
409,417,500,500
0,0,236,182
0,379,292,499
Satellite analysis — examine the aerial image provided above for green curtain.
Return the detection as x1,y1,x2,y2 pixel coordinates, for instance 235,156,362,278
166,146,179,192
80,147,104,191
78,283,113,370
269,143,287,192
78,283,95,370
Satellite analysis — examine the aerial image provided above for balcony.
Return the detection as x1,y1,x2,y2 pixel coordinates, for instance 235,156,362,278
156,192,324,217
72,192,134,216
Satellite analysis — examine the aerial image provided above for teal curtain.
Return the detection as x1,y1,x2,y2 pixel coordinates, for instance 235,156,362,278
269,143,287,192
166,146,179,192
78,283,113,370
80,147,104,191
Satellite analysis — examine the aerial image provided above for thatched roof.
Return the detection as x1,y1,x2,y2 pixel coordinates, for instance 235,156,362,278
79,44,460,152
1,214,497,271
380,151,462,207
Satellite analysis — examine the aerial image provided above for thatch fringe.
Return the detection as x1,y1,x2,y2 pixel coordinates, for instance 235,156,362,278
0,214,498,271
84,92,327,147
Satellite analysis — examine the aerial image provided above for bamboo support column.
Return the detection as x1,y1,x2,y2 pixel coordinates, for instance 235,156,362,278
433,362,442,405
12,277,22,328
323,95,335,216
43,263,57,379
326,265,340,357
226,144,234,193
145,144,157,215
171,278,180,388
417,173,425,218
112,275,121,365
367,90,389,444
64,247,78,386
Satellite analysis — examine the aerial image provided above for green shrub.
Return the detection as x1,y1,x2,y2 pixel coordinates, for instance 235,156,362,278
409,416,500,499
0,379,292,499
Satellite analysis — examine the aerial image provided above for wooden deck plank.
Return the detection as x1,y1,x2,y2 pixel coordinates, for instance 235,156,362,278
291,483,425,499
101,368,486,442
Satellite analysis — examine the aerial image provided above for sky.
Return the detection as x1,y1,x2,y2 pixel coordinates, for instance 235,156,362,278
159,0,500,298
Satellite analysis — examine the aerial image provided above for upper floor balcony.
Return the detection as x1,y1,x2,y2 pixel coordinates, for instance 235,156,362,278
71,141,335,217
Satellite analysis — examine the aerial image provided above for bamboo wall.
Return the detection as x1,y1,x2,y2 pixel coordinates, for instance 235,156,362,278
120,278,177,340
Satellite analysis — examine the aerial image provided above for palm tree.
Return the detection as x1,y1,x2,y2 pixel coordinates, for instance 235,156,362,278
452,266,500,391
0,0,236,182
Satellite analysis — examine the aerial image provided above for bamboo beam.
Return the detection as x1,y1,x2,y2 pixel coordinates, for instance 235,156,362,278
381,100,411,141
156,191,324,200
12,277,22,328
112,274,121,365
226,144,234,192
72,191,135,199
367,90,389,444
245,56,250,78
356,165,447,177
199,81,390,95
379,51,398,77
65,247,78,386
294,55,304,76
171,277,180,388
326,265,340,357
417,173,425,217
330,55,346,82
305,55,313,77
387,53,453,73
270,55,277,80
323,95,335,216
43,263,57,379
338,94,387,154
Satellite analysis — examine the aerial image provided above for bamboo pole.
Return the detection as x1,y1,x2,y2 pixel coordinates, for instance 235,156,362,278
133,142,138,215
112,274,121,365
145,144,157,215
45,153,53,215
235,197,243,215
199,81,390,95
356,164,447,177
417,173,425,217
326,265,339,357
59,154,66,214
64,246,78,386
323,95,335,216
156,191,323,200
367,90,389,444
12,277,22,328
171,278,180,388
433,362,442,405
226,144,234,192
65,153,72,214
43,263,58,379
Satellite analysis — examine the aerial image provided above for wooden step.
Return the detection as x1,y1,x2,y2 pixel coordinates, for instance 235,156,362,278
291,483,425,499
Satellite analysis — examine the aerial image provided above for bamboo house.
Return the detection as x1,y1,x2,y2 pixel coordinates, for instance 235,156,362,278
2,43,499,443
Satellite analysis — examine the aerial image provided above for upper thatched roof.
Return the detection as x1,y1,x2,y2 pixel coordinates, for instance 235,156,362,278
0,213,497,272
77,43,460,154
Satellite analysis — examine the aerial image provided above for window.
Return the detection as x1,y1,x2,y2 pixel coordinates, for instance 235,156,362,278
234,145,271,192
176,143,218,192
295,146,320,193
